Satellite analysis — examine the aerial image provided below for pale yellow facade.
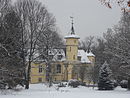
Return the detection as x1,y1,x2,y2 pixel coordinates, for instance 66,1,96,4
30,62,46,83
87,56,95,66
30,56,95,84
30,26,95,84
66,38,79,61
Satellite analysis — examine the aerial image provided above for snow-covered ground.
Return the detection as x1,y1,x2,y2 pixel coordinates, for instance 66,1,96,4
0,84,130,98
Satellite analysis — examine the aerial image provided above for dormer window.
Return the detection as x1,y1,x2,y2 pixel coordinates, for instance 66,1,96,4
57,55,62,60
49,55,53,60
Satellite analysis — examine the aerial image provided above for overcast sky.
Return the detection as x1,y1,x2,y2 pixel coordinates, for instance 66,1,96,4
39,0,121,40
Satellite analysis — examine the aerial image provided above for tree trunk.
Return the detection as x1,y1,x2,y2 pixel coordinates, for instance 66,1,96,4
25,61,31,89
128,78,130,90
25,81,29,89
46,62,52,87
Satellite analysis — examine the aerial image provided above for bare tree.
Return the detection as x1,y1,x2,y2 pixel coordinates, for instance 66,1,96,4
14,0,58,89
0,0,12,48
0,0,11,20
81,36,94,53
37,27,64,87
79,66,86,82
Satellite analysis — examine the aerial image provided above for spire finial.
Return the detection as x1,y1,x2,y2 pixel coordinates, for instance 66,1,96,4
70,16,75,35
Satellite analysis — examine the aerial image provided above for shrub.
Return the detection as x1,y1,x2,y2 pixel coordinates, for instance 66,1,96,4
120,80,128,88
79,81,86,86
68,79,80,88
112,80,118,88
57,83,66,87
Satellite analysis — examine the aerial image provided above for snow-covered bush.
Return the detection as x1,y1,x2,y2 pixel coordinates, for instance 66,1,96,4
0,78,25,89
68,79,80,88
120,80,128,88
98,61,114,90
112,80,118,88
57,82,66,87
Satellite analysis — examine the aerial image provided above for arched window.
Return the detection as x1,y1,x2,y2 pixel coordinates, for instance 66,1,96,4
57,55,63,60
56,64,61,73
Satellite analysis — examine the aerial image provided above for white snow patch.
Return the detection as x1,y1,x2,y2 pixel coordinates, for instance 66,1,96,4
64,34,80,39
78,50,91,63
86,51,95,57
0,84,130,98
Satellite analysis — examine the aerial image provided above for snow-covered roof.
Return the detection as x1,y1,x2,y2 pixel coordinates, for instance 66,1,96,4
64,34,80,39
78,50,91,63
29,48,94,63
48,49,66,61
86,51,95,57
48,49,64,55
27,49,66,62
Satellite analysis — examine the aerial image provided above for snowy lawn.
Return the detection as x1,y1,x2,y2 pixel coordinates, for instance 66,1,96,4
0,84,130,98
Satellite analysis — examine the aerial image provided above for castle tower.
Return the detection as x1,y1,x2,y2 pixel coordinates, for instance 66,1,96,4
64,17,80,80
64,17,80,62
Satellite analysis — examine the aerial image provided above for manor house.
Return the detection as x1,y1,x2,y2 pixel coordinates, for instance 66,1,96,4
30,21,95,84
